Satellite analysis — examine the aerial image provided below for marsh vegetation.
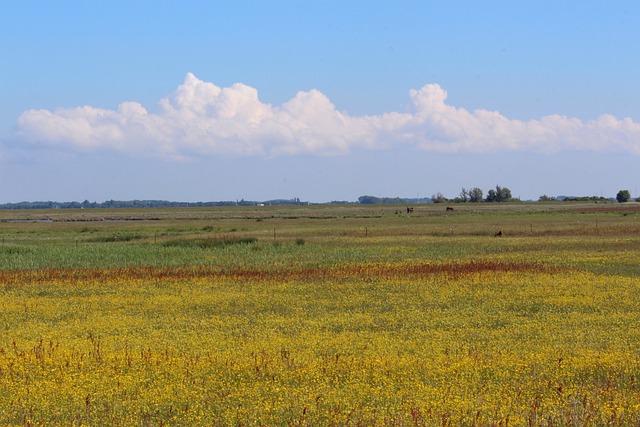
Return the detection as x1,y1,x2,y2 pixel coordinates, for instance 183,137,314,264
1,202,640,425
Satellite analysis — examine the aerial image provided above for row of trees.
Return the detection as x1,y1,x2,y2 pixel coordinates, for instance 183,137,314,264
540,190,638,203
358,196,414,205
432,185,514,203
0,198,308,210
436,187,638,204
2,190,635,210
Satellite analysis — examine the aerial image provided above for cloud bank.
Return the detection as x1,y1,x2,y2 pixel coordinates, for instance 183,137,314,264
16,73,640,159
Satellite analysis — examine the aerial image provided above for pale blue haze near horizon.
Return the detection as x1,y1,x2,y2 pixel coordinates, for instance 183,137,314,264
1,1,639,203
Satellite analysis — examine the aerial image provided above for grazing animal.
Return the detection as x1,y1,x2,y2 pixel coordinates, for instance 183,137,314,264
495,230,503,237
446,206,454,212
406,207,414,214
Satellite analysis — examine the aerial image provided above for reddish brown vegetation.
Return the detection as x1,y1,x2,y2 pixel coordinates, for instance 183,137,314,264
570,205,640,213
0,260,553,287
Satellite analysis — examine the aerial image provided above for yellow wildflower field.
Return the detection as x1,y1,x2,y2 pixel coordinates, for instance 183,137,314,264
1,263,640,426
1,204,639,426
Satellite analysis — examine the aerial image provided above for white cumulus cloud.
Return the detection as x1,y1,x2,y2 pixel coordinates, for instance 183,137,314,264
15,73,640,159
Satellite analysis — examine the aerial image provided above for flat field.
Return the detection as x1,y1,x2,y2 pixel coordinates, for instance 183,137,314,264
1,202,640,426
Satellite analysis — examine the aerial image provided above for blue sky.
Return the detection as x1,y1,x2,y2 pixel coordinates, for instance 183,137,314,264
1,1,639,203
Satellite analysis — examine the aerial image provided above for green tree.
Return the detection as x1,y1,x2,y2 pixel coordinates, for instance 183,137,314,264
431,192,448,203
616,190,631,203
486,185,512,202
469,187,483,203
459,188,469,202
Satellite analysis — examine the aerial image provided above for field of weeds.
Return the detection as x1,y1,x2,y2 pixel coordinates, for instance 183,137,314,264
1,202,640,426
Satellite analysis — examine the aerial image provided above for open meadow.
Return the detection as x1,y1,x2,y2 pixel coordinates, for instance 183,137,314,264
1,202,640,426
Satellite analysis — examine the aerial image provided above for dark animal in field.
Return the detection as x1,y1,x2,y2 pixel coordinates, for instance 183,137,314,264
495,230,503,237
406,207,414,214
446,206,454,212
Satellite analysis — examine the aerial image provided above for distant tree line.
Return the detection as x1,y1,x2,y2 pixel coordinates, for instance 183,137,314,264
0,198,308,210
357,196,432,205
431,185,514,203
432,187,639,204
550,196,609,202
0,200,241,210
542,191,639,203
1,189,637,210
